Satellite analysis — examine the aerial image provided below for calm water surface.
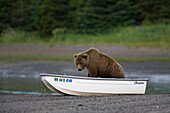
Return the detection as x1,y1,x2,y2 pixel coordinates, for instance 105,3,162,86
0,61,170,95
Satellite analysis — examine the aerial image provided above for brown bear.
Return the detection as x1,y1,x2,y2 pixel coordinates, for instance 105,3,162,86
74,48,125,78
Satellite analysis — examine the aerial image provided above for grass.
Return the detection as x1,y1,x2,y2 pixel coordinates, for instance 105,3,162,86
0,29,43,45
0,53,170,62
0,54,73,62
0,24,170,48
49,24,170,48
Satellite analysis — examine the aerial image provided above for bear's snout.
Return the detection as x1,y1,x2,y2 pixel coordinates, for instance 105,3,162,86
78,69,82,71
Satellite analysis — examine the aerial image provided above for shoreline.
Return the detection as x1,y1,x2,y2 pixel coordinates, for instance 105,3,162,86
1,45,170,57
0,94,170,113
0,45,170,62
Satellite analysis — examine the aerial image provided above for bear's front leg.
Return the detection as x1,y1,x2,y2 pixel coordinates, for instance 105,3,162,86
87,68,92,77
88,69,98,78
87,67,98,77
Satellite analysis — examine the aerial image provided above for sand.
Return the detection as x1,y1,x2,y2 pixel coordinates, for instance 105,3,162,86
0,94,170,113
1,45,170,57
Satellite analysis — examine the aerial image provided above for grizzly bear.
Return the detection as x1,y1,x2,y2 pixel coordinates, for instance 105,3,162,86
74,48,125,78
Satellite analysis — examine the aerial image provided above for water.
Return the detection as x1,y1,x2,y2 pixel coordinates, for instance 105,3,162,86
0,61,170,95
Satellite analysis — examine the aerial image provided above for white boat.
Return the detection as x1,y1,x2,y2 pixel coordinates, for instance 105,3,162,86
40,73,149,96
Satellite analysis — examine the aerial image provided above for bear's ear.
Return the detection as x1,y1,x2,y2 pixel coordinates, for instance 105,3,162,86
74,54,77,58
82,54,88,60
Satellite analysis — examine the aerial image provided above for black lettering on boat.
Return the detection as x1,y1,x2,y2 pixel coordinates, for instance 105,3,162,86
134,81,144,85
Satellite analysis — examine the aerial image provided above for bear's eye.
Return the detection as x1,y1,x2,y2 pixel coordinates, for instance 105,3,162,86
79,63,82,65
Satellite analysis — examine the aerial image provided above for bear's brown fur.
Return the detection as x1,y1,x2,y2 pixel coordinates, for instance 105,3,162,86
74,48,125,78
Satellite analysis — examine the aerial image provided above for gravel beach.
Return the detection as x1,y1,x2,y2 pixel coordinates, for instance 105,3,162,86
0,94,170,113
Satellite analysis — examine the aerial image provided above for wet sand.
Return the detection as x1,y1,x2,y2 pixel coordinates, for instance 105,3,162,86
1,45,170,57
0,94,170,113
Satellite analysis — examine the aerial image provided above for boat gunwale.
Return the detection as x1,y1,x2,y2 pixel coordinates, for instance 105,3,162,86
40,73,149,81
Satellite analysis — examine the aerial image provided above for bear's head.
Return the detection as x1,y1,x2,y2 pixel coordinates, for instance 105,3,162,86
74,54,89,71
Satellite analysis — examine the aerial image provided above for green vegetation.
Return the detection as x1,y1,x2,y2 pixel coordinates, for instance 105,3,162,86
0,29,43,44
49,24,170,48
1,24,169,48
40,0,70,36
74,0,139,34
0,0,169,48
0,53,170,62
0,0,169,36
0,54,73,62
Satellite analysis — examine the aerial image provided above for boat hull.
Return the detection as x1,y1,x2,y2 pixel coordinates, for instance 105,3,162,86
40,74,148,96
